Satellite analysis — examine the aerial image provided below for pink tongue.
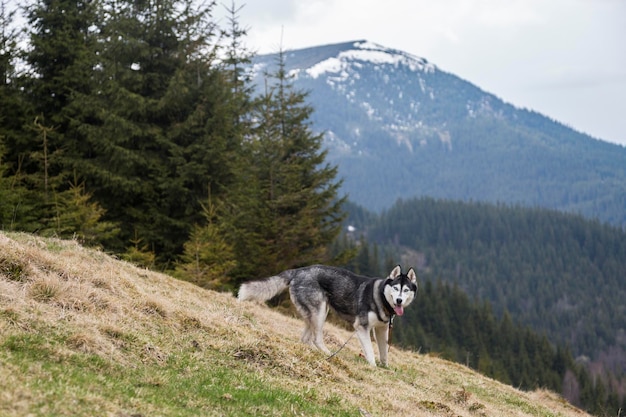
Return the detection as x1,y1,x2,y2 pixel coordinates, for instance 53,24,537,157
394,305,404,316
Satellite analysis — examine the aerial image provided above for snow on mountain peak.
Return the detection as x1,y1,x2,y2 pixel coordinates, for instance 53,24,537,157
305,40,435,79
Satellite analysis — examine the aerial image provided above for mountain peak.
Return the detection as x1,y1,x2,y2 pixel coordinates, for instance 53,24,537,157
302,40,436,79
254,40,436,80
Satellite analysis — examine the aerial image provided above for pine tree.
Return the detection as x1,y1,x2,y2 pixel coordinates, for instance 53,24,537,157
229,46,346,280
221,1,253,102
122,230,156,269
64,0,241,262
22,0,98,182
0,0,40,231
0,0,21,114
1,0,110,236
174,190,237,289
1,1,19,226
64,0,196,256
25,0,97,117
41,175,119,247
0,139,28,230
0,150,40,232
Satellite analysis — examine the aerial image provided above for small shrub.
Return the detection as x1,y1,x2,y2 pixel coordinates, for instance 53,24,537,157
0,258,26,282
455,387,472,403
66,333,92,351
28,277,60,302
176,311,203,330
0,308,20,326
469,402,486,412
101,325,126,340
417,400,453,415
140,299,168,318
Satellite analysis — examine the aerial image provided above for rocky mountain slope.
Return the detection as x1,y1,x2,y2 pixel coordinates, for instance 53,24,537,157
252,40,626,226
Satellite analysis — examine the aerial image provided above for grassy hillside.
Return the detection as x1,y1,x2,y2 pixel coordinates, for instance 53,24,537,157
0,232,589,417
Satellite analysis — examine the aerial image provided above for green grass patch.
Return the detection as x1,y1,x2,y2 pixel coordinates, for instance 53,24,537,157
469,384,558,417
2,333,55,361
501,392,558,417
0,329,358,417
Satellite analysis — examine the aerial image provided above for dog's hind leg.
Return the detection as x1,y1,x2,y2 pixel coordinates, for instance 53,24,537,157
293,307,316,347
291,300,324,351
290,284,330,354
300,319,314,346
290,290,314,347
311,301,331,354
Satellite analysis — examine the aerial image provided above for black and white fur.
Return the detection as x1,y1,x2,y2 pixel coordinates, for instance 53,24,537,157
237,265,418,366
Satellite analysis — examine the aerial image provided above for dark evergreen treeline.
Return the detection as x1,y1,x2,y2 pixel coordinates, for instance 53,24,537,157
0,0,346,287
366,197,626,360
394,278,623,416
336,231,623,415
336,198,626,416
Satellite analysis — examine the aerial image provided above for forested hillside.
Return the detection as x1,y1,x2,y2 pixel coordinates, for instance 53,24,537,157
391,280,620,415
338,198,626,415
364,198,626,360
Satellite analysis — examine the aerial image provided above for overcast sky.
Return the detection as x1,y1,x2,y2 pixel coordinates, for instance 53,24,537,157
218,0,626,147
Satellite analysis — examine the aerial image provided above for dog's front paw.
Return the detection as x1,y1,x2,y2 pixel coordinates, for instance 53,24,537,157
359,353,377,366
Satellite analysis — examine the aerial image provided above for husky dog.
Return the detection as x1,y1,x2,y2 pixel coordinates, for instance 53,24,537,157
237,265,418,366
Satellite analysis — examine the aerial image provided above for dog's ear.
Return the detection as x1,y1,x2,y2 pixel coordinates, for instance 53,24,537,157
407,267,417,285
389,265,402,279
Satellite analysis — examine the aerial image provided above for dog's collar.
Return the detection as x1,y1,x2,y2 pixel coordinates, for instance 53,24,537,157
380,283,396,320
381,298,396,319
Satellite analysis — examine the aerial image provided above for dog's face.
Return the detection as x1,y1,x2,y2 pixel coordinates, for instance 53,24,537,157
383,266,418,316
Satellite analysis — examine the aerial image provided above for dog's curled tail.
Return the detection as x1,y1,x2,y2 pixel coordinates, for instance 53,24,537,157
237,273,290,303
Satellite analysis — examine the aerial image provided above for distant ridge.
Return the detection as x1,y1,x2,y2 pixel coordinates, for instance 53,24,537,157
252,40,626,226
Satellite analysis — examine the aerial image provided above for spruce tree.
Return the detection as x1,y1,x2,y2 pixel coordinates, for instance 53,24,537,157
0,0,21,115
65,0,241,262
64,0,194,256
4,0,121,242
22,0,98,179
175,191,237,289
230,46,346,279
0,0,32,230
41,176,120,246
25,0,97,117
172,0,259,285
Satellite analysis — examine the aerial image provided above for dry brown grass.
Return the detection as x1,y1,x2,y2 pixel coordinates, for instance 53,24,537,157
0,231,590,417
